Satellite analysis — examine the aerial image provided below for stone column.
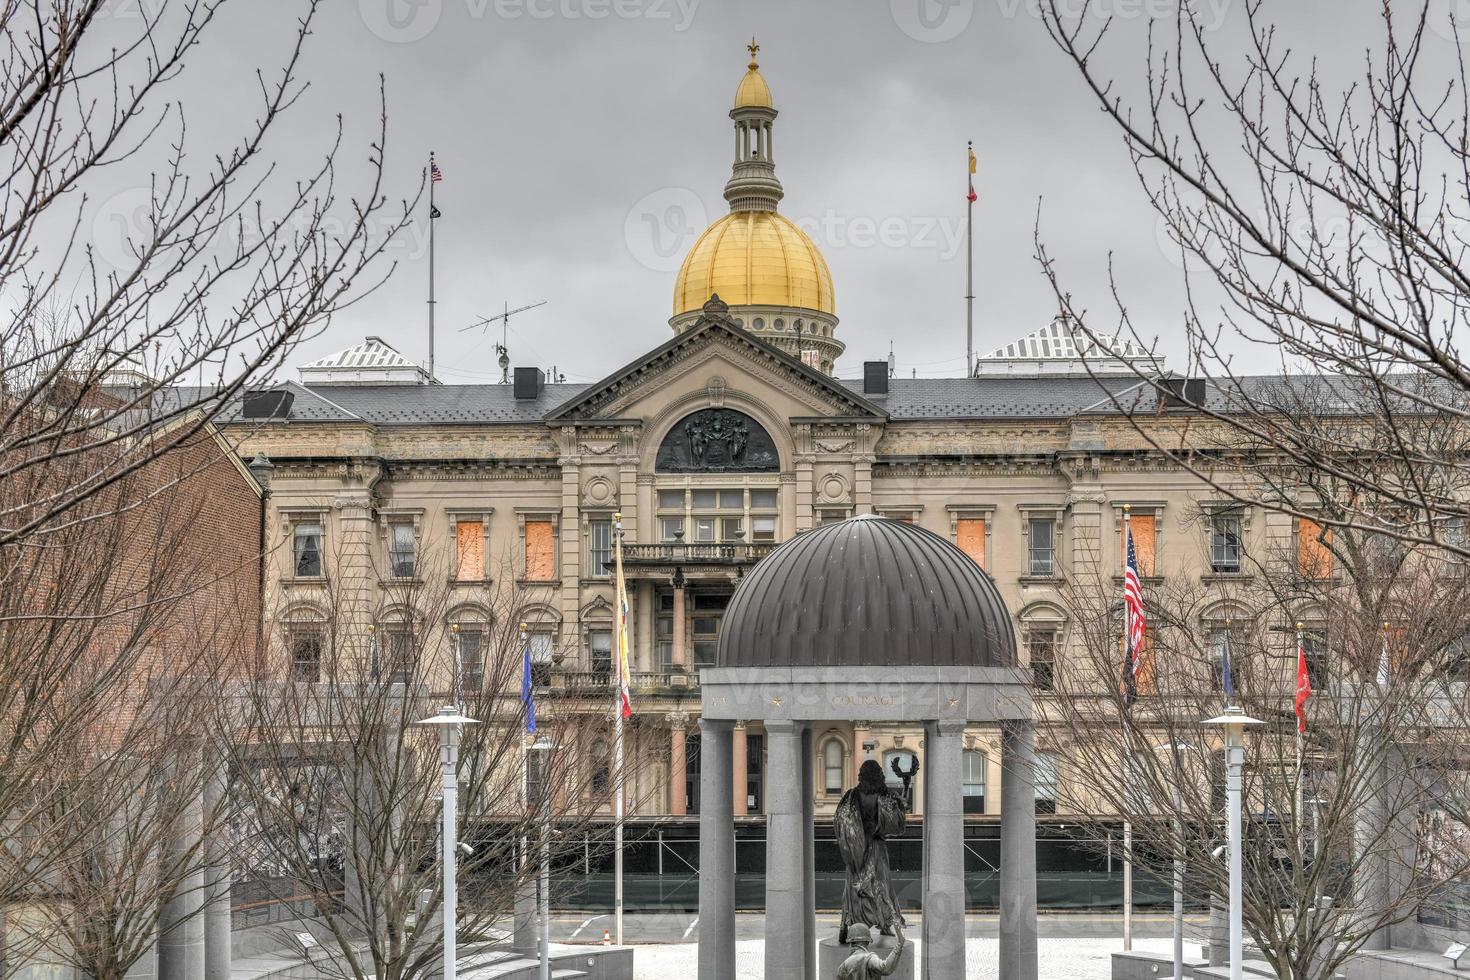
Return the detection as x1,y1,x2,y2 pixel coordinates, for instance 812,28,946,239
732,723,749,816
669,718,688,817
673,584,689,671
158,747,205,980
923,721,966,980
1000,720,1039,980
203,762,232,980
698,719,735,980
764,720,807,980
1355,731,1392,951
802,726,817,980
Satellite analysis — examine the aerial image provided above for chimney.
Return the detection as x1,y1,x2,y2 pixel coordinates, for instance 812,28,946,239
514,366,545,400
1158,377,1206,410
242,388,294,419
862,361,889,395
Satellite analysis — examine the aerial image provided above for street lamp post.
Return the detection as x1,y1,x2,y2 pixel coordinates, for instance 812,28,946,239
415,706,479,980
1200,706,1263,980
526,734,555,980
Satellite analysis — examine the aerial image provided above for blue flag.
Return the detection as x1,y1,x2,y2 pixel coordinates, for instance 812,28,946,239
521,638,536,733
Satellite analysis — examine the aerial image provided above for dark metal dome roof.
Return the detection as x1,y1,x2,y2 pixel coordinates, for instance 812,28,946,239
716,515,1016,669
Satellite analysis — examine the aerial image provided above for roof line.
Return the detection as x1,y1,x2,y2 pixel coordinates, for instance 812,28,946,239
286,379,367,422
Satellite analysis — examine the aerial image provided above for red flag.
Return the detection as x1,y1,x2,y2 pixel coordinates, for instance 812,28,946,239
1294,633,1313,734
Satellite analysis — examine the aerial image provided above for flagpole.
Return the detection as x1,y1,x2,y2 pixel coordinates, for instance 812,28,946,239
1121,505,1134,952
613,512,627,947
428,150,438,383
966,140,975,377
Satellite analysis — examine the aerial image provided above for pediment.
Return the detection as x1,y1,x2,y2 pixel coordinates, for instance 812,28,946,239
545,302,885,425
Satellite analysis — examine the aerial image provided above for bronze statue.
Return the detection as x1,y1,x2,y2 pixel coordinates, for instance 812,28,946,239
835,923,905,980
833,758,910,943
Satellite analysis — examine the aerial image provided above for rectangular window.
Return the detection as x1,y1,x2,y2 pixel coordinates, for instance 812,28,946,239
693,517,716,542
589,629,613,677
1298,518,1333,579
455,520,484,581
525,520,555,580
963,750,987,814
1303,630,1328,688
1126,514,1156,576
290,630,322,682
656,591,675,669
660,517,685,542
956,517,986,568
386,630,414,685
389,523,416,578
658,489,685,509
751,516,777,543
528,630,555,686
1034,753,1058,814
1027,628,1057,691
1027,519,1055,576
691,490,718,509
721,517,744,542
746,733,764,813
719,490,744,509
293,520,323,578
750,489,778,509
1444,635,1470,682
589,519,613,578
1209,512,1243,573
458,630,484,691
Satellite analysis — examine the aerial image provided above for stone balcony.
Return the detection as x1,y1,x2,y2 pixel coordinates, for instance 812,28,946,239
542,667,700,696
619,542,777,570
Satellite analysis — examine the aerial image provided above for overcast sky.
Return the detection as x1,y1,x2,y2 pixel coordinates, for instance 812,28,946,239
83,0,1421,384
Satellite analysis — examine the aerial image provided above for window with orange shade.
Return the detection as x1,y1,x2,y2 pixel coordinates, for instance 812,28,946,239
455,521,484,581
525,520,555,580
1124,514,1156,576
1298,518,1333,579
1121,631,1157,696
956,518,986,568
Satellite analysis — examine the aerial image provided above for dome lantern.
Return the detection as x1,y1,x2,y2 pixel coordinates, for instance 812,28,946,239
671,42,844,373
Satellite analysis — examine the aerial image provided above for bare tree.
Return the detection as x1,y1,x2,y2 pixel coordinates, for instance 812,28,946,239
1045,498,1470,979
0,0,413,546
0,425,262,980
1033,0,1470,558
224,545,635,980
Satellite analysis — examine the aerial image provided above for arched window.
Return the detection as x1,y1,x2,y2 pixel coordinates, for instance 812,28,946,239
822,738,845,795
753,317,765,331
963,750,987,814
774,318,785,331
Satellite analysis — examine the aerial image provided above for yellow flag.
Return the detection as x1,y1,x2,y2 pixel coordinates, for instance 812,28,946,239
968,146,977,175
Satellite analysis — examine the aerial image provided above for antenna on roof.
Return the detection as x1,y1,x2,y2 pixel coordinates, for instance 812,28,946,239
888,341,895,378
462,300,548,384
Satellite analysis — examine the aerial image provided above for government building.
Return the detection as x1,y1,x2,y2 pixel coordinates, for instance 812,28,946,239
226,46,1331,907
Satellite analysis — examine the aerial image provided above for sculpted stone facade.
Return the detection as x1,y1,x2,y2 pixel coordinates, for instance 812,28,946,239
226,310,1292,825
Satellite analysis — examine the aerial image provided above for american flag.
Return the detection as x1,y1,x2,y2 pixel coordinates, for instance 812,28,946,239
1122,516,1147,702
430,159,443,183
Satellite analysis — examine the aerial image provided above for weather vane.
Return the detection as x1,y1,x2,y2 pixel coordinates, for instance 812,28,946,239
748,36,759,66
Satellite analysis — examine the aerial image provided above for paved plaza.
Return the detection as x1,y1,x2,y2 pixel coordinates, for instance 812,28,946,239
538,913,1204,980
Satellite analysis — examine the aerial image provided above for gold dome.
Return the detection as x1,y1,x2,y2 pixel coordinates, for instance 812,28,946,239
734,64,773,109
672,211,835,317
734,38,773,109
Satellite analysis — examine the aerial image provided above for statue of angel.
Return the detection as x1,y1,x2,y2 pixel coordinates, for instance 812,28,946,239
833,758,911,943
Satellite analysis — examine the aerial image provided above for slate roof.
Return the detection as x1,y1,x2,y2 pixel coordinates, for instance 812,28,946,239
836,375,1156,420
